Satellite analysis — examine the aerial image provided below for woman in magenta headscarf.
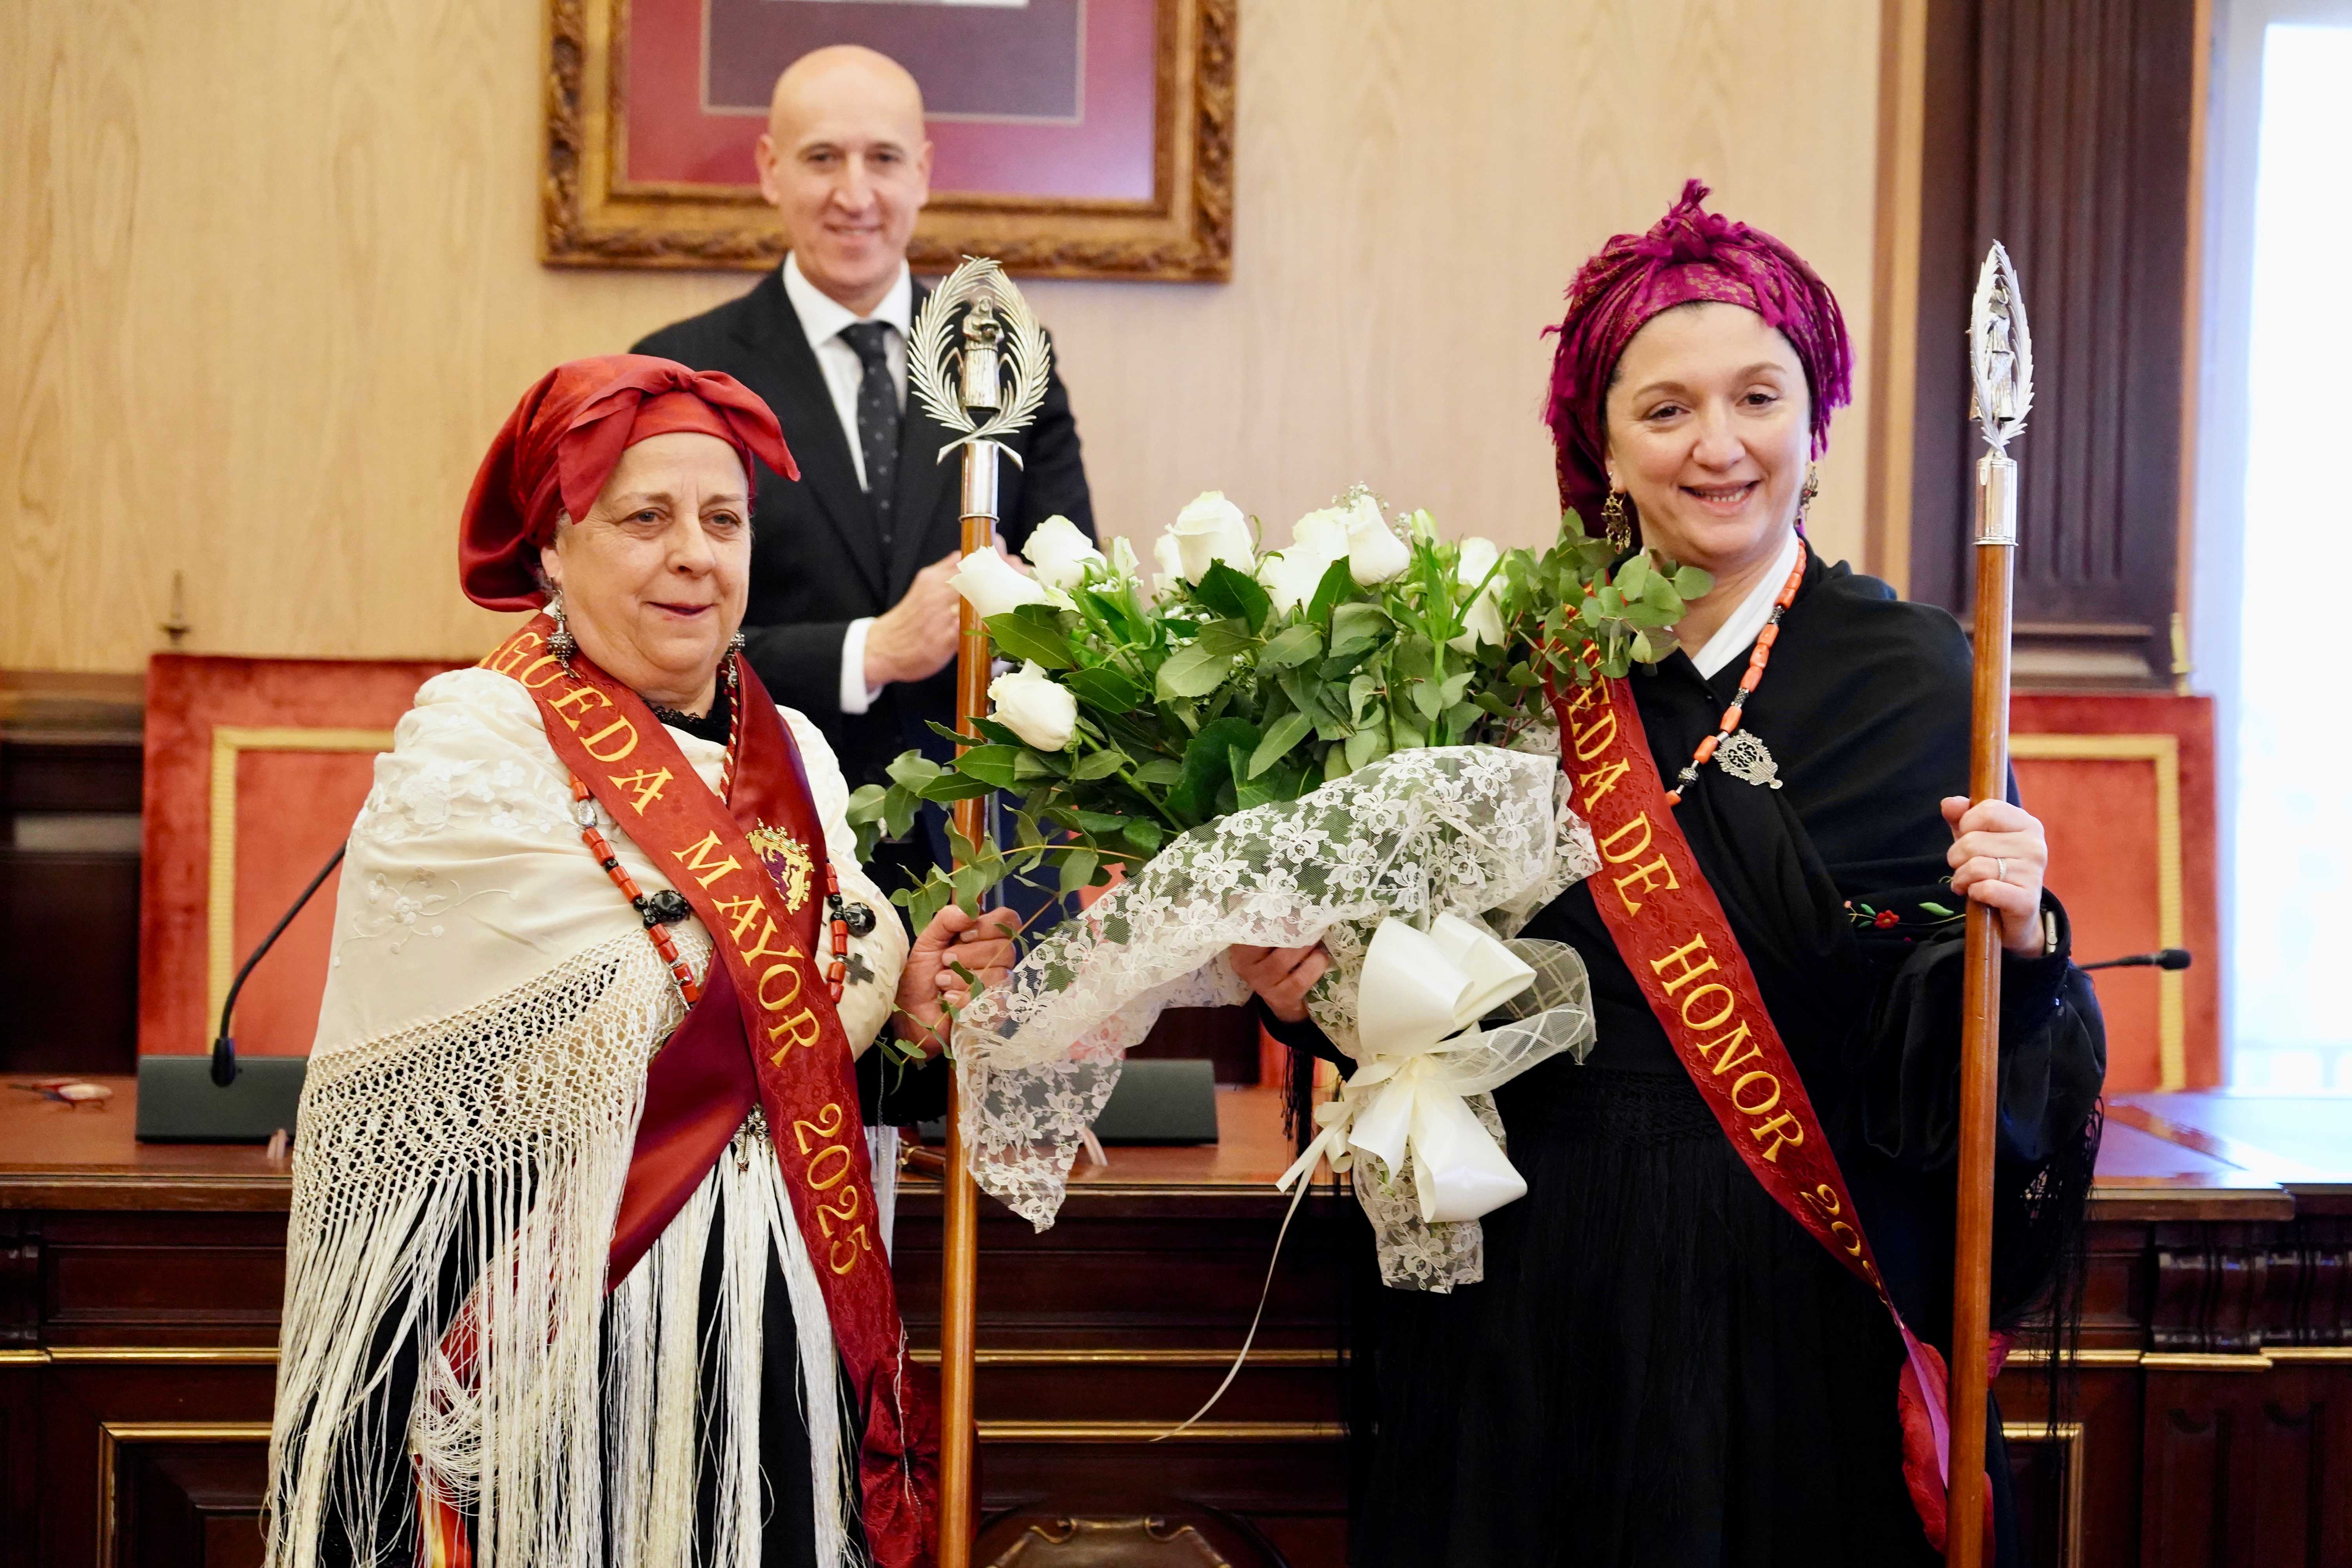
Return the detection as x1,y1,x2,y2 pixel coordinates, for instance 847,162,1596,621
268,356,1012,1568
1240,185,2105,1566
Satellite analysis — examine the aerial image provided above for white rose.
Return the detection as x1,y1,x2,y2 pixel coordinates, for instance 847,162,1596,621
1252,510,1343,615
1151,531,1186,600
950,548,1053,619
1340,494,1410,585
1259,550,1331,615
988,661,1078,752
1171,490,1256,582
1021,515,1105,593
1107,534,1143,583
1450,535,1507,651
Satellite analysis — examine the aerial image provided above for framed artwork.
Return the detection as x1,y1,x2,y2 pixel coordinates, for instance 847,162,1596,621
544,0,1234,280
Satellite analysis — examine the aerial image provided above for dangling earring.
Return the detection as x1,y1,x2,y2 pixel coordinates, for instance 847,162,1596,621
1601,490,1634,553
1795,463,1820,537
547,594,576,671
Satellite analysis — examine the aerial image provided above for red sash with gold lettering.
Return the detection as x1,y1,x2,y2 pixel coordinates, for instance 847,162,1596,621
484,618,936,1568
1547,674,1981,1554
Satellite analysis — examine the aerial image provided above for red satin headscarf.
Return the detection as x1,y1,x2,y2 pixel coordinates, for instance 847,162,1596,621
460,354,799,611
1544,180,1852,526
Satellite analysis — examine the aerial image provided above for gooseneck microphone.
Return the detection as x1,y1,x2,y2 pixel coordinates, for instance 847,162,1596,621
210,844,348,1086
2078,948,2193,973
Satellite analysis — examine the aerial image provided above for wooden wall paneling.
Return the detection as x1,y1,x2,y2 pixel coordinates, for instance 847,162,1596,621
1866,0,1929,590
2139,1363,2352,1568
1908,0,2201,687
0,1355,36,1568
105,1423,271,1568
37,1213,289,1350
37,1361,276,1568
2,0,1887,675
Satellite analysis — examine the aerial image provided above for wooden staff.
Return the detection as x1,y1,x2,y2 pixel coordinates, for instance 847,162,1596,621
1947,241,2031,1568
906,256,1050,1568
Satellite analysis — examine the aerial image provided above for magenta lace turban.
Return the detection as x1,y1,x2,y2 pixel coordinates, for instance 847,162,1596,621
1544,180,1853,523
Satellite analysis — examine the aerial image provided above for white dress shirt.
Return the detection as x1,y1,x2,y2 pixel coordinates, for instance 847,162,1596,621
1688,528,1803,679
780,252,914,716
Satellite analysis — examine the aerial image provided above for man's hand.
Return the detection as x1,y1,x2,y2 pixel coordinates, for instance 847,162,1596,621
863,552,965,689
1229,943,1330,1025
893,904,1020,1057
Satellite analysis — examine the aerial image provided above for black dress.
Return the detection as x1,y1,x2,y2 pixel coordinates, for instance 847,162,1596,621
1277,553,2106,1568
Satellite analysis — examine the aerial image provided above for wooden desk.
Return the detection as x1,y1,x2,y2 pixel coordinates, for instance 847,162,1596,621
4,1082,2348,1568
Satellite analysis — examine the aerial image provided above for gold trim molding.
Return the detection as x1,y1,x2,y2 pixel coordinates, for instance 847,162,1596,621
206,725,394,1029
2002,1420,2085,1568
2008,732,2187,1087
2141,1351,2274,1372
99,1420,274,1564
51,1346,279,1365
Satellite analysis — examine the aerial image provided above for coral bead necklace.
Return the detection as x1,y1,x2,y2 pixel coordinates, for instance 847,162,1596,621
1662,536,1808,807
566,660,851,1006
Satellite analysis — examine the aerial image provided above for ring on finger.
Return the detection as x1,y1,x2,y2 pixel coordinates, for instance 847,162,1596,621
1995,856,2007,883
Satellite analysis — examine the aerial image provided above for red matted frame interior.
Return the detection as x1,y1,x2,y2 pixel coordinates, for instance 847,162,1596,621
544,0,1234,278
2012,691,2220,1091
138,655,463,1058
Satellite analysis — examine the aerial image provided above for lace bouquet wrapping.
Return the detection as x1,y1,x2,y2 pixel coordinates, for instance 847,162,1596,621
951,744,1602,1290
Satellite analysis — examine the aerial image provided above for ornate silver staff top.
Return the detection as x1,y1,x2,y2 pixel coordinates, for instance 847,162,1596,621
1968,242,2034,544
907,256,1051,526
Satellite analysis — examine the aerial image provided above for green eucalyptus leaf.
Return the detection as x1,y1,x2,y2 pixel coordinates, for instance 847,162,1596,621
1063,665,1146,714
884,751,941,790
1616,553,1651,597
1329,602,1393,659
1166,717,1259,825
1058,848,1100,895
1672,565,1714,599
1193,560,1273,630
1247,710,1316,777
1259,622,1325,670
1410,679,1443,724
915,771,998,803
1194,618,1257,657
1155,641,1235,701
1306,557,1357,622
982,608,1076,670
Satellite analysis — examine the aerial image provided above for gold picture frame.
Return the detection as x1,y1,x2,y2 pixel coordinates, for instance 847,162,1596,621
543,0,1235,280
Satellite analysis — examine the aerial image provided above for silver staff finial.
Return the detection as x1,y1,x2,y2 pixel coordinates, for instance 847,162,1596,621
908,256,1051,468
1969,242,2034,455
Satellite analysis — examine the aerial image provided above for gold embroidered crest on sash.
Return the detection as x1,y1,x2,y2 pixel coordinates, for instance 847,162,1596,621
746,824,816,913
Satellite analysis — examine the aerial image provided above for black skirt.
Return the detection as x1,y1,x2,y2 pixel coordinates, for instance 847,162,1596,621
1352,1061,2018,1568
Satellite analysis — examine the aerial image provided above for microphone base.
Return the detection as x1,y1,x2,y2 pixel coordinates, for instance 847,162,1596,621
135,1054,307,1143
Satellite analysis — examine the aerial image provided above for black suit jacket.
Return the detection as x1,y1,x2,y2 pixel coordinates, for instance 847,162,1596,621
633,270,1095,797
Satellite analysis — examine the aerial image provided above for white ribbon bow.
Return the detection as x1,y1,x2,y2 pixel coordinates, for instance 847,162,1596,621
1278,913,1539,1224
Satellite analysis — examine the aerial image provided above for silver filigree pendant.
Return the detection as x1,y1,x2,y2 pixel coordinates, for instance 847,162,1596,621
1715,729,1782,789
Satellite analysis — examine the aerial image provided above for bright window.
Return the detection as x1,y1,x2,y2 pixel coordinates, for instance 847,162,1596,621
2231,21,2352,1089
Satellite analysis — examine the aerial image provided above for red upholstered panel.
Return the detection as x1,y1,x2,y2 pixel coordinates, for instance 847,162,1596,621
140,655,465,1057
2011,694,2220,1091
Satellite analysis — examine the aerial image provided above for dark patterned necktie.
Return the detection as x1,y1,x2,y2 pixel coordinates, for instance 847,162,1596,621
837,321,902,549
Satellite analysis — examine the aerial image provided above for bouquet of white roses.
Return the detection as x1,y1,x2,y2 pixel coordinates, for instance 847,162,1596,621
847,487,1710,932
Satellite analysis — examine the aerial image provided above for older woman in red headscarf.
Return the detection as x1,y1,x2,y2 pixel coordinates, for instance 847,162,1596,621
267,356,1009,1568
1238,186,2104,1566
